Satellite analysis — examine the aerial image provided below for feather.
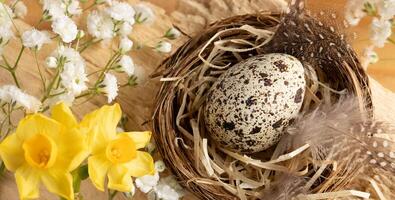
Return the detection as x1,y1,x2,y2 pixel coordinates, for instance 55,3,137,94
262,173,307,200
283,96,395,198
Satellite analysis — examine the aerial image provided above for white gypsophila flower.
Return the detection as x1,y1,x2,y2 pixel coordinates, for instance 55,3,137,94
119,37,133,53
22,29,51,50
103,73,118,103
117,55,135,76
0,85,42,113
0,3,14,45
41,0,66,19
41,0,81,19
13,1,27,19
165,27,181,40
45,56,58,68
153,177,183,200
377,0,395,20
53,46,88,95
135,172,160,193
0,25,14,45
105,1,135,24
67,0,82,16
52,15,78,43
0,3,13,25
155,41,172,53
119,22,133,36
87,10,115,39
370,17,392,47
145,175,185,200
134,3,155,25
344,0,366,26
154,160,166,173
61,62,88,95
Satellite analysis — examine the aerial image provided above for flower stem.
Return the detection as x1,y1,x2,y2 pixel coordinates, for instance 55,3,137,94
34,50,46,90
13,46,25,69
10,70,21,88
107,190,118,200
93,52,121,87
0,161,5,177
79,38,103,53
41,67,61,102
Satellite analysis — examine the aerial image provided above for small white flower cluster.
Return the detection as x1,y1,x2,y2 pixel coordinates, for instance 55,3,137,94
39,46,88,106
0,85,41,113
40,0,81,43
135,160,185,200
87,1,156,40
345,0,395,68
22,29,51,50
0,3,15,54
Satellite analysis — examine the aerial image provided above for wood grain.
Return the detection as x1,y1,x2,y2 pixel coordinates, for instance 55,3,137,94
0,0,394,200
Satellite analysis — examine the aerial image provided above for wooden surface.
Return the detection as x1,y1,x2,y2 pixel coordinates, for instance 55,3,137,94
0,0,394,200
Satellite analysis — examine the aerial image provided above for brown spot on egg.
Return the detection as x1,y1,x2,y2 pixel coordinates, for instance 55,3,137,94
250,126,262,134
246,96,257,106
263,78,272,86
294,88,304,103
223,121,235,130
273,119,284,129
273,60,289,72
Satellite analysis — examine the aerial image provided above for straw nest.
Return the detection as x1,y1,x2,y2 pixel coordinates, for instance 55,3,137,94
151,4,381,199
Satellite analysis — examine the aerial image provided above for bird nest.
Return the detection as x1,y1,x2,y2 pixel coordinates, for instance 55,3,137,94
151,3,384,199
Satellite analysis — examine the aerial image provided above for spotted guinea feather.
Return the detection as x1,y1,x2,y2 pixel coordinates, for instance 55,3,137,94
285,96,395,197
264,0,372,110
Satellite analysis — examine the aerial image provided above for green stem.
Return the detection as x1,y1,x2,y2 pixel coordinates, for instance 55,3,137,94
10,70,20,88
79,39,103,53
107,190,118,200
34,50,46,90
0,161,5,177
75,90,93,99
11,0,21,9
93,52,121,87
13,46,25,69
41,67,61,102
388,38,395,45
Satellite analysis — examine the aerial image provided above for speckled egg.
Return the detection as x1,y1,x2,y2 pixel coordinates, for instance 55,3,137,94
204,53,306,153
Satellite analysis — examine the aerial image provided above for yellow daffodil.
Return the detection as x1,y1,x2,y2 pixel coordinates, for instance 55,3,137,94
80,104,154,192
0,103,89,200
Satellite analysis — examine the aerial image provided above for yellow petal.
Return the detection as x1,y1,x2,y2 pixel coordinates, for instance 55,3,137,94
41,170,74,200
88,154,111,191
107,164,134,192
15,114,62,141
80,104,121,154
15,164,40,200
54,128,89,171
118,131,151,149
51,103,78,128
0,133,24,171
124,151,155,177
